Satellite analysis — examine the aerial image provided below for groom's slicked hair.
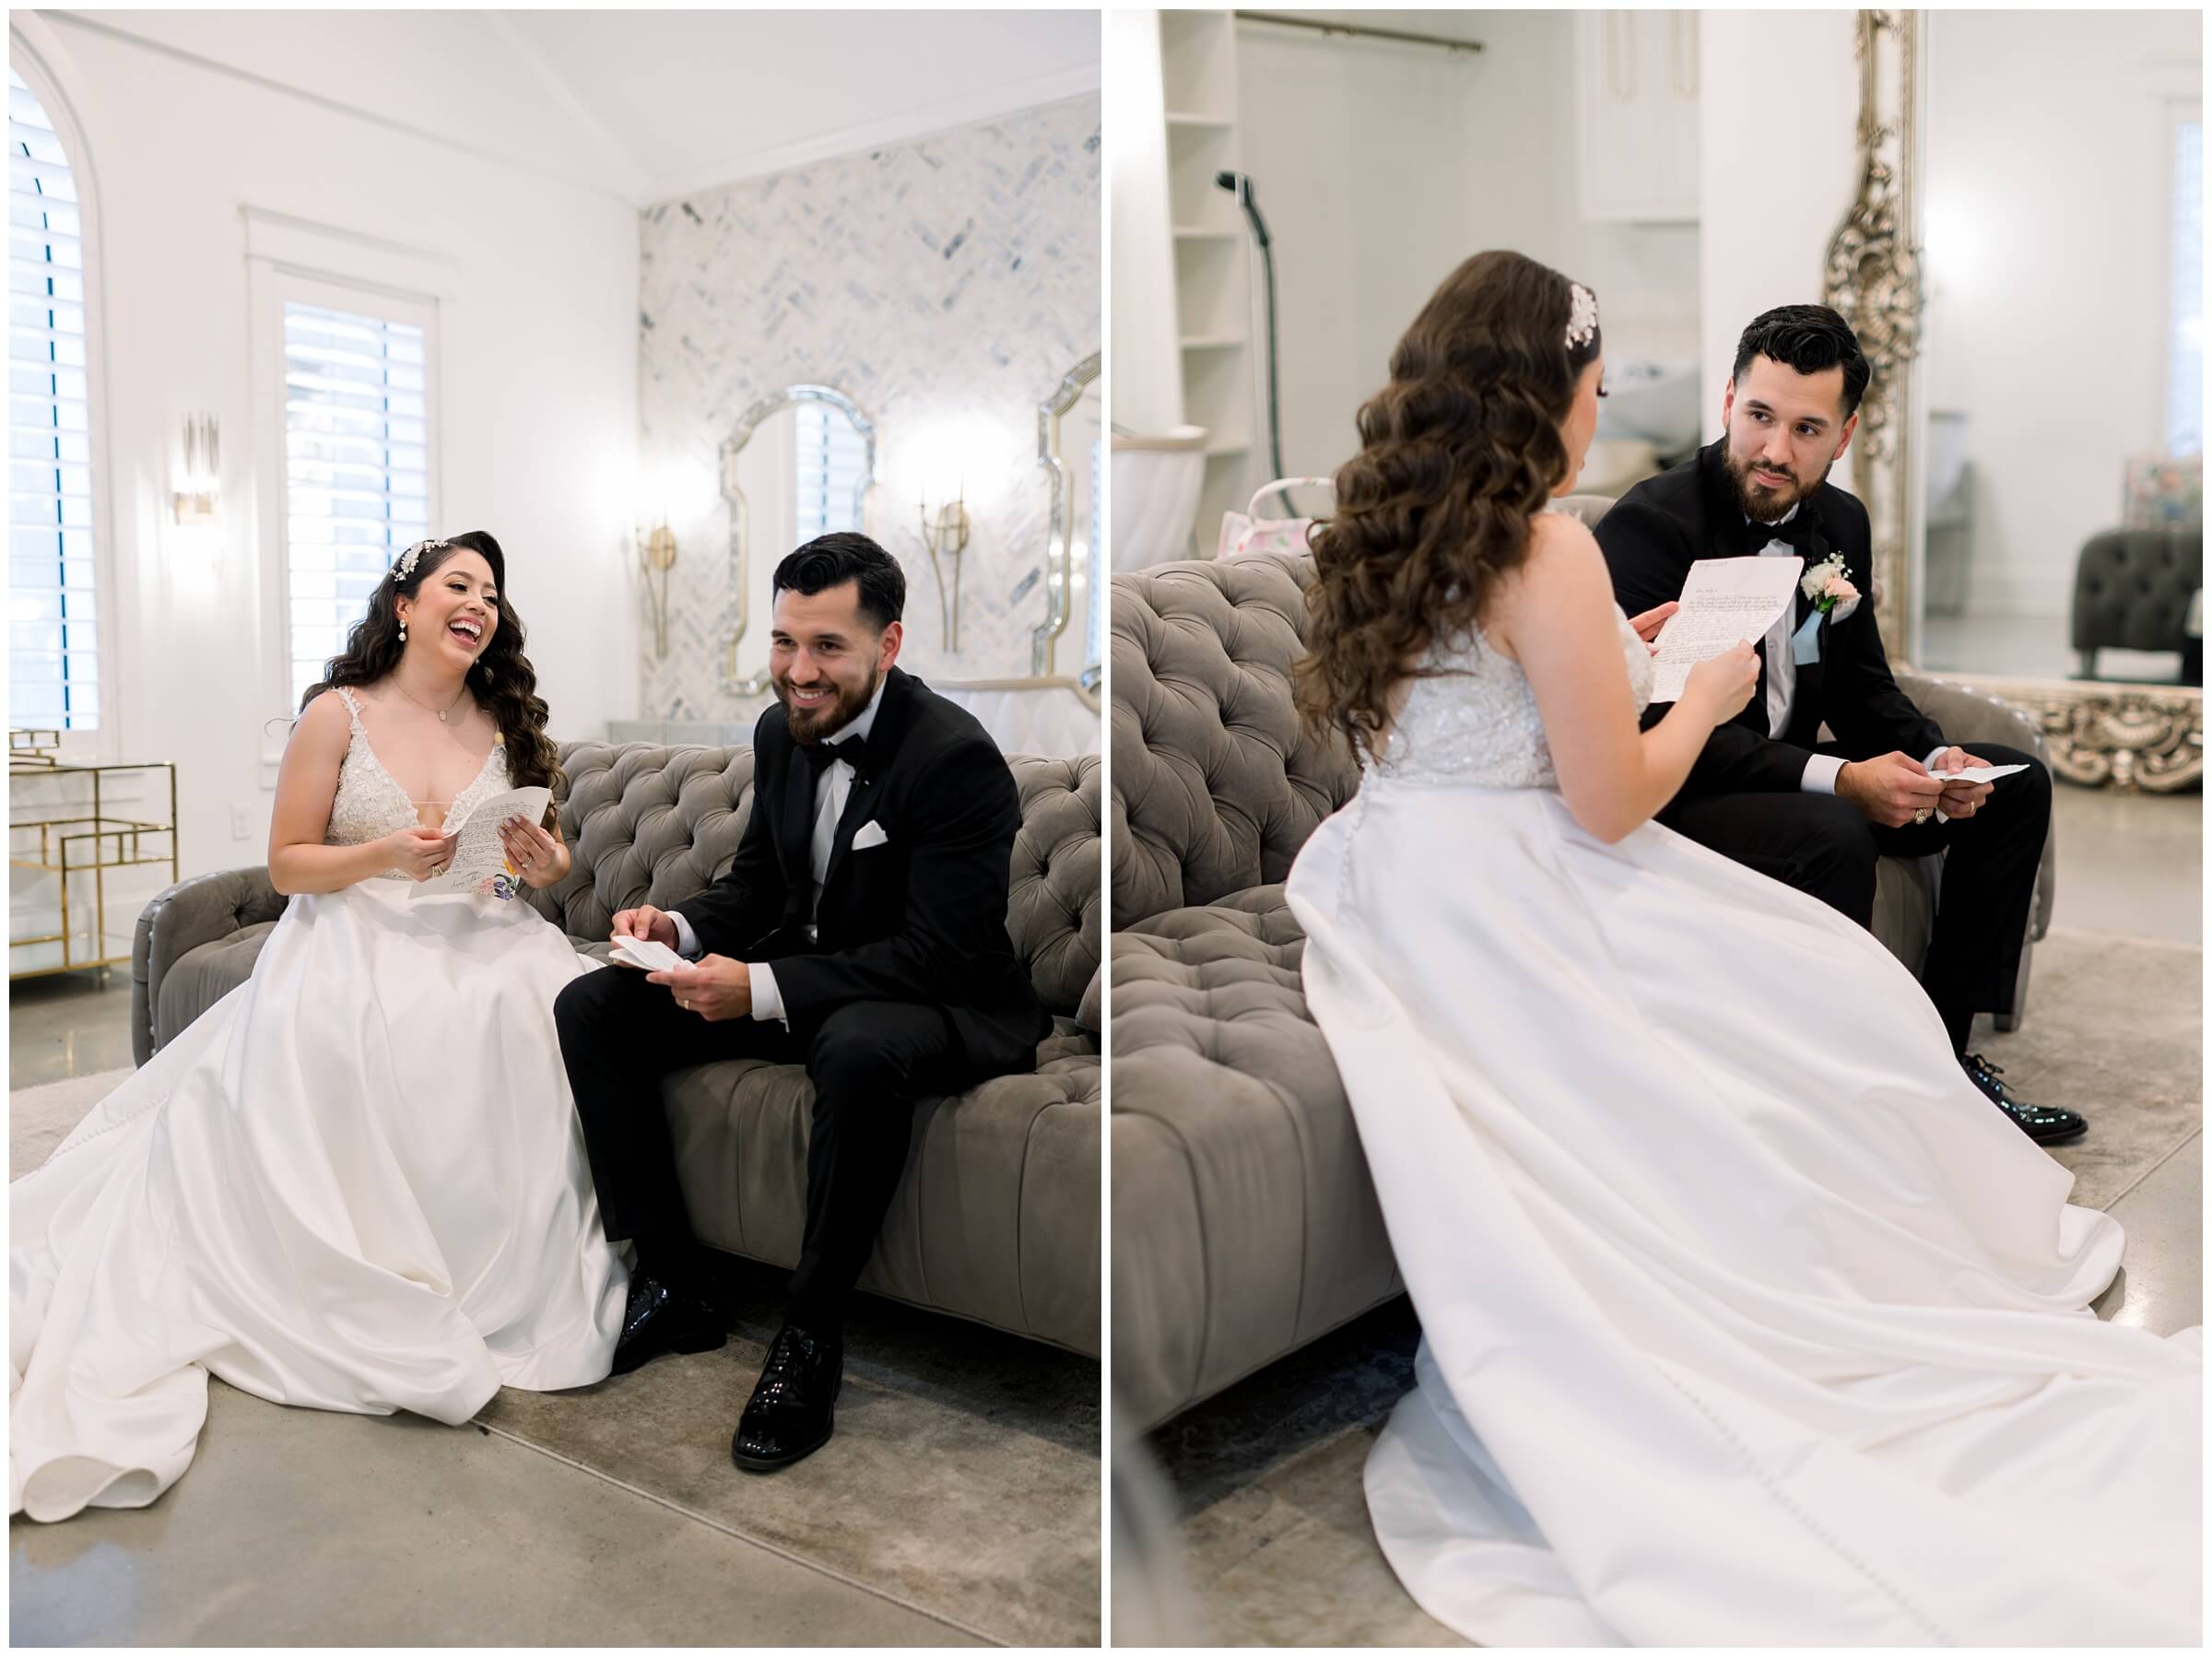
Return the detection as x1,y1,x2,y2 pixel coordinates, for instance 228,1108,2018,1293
775,532,906,633
1733,305,1872,417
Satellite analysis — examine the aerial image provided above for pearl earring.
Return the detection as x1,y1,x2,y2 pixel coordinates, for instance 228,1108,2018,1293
398,619,407,642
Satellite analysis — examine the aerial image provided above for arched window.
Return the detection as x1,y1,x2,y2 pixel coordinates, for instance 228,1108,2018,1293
8,66,99,731
794,399,867,542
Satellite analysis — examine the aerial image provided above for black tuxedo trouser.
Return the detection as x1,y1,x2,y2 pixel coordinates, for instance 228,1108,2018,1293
1654,744,2052,1043
553,963,977,1332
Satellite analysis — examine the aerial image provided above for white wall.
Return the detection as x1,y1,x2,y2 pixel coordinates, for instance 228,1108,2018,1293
1106,8,1182,434
1922,10,2200,617
12,13,639,882
1695,8,1860,486
1233,10,1701,484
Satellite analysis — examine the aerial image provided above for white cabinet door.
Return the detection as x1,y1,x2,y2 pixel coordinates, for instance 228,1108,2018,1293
1576,10,1700,223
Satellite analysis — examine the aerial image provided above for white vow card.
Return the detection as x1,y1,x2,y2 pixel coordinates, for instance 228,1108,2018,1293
1647,557,1805,704
609,935,687,972
1926,764,2029,786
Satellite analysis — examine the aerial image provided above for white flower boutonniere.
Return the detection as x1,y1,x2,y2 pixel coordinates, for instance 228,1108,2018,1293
1801,552,1858,617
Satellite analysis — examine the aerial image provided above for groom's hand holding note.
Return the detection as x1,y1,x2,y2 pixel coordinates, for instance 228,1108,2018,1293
1929,746,1999,819
1836,751,1947,828
646,957,752,1022
609,905,681,956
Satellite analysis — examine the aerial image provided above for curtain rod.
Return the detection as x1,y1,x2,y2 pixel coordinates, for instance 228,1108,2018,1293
1233,12,1486,54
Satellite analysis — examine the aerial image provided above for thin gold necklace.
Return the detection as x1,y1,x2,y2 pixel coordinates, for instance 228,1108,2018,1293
393,677,469,723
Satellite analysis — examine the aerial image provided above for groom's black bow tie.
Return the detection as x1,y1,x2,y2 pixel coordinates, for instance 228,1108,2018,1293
801,734,865,775
1749,517,1814,553
1747,502,1822,555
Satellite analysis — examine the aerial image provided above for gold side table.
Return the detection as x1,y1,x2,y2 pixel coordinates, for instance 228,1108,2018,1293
10,737,180,980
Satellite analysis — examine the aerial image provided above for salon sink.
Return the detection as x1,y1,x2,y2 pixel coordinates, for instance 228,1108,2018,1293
1598,359,1701,457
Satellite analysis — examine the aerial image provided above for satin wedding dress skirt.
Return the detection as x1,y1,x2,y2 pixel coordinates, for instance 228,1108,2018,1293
9,880,627,1522
1281,613,2201,1645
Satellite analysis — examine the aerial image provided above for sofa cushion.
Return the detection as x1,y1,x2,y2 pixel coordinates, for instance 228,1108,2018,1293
1110,887,1400,1431
669,1032,1100,1357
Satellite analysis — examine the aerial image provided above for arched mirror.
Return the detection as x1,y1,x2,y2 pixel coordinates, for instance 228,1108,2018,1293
1033,352,1103,677
719,384,876,696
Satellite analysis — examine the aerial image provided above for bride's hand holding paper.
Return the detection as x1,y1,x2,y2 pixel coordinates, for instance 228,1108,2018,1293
1628,600,1679,653
1647,556,1804,703
498,811,567,888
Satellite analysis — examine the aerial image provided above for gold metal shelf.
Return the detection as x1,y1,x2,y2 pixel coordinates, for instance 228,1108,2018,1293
9,746,180,980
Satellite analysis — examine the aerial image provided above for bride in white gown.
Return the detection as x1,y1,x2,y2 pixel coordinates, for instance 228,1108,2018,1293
10,532,625,1522
1281,253,2200,1644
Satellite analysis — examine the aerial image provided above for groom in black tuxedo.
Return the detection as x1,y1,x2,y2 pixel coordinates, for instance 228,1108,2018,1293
554,533,1048,1470
1597,305,2081,1146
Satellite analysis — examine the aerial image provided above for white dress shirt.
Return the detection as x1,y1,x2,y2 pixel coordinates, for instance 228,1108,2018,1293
1748,511,1947,805
670,676,887,1026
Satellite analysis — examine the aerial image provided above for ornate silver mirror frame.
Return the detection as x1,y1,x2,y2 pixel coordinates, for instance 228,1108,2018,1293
718,383,877,699
1846,9,2204,789
1823,9,1921,650
1032,350,1103,677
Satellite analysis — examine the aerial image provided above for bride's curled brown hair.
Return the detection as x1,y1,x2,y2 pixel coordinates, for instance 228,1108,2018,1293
1293,250,1601,762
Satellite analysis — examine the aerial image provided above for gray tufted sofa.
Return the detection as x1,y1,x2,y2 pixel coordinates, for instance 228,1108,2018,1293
1111,516,2057,1431
2071,524,2203,678
132,740,1103,1357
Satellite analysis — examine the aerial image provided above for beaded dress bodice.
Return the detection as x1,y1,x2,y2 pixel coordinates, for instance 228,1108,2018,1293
324,687,509,876
1374,606,1653,789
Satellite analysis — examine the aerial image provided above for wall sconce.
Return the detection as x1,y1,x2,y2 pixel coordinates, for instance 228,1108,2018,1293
919,485,971,652
172,413,219,524
635,514,677,660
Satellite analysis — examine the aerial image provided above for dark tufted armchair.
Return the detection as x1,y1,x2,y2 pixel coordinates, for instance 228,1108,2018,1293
2070,525,2203,679
1110,523,2057,1431
132,740,1103,1357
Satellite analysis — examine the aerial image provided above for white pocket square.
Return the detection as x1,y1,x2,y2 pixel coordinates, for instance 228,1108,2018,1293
851,821,890,851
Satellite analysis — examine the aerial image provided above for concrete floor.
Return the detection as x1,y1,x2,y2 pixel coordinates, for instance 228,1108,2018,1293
9,1236,1100,1647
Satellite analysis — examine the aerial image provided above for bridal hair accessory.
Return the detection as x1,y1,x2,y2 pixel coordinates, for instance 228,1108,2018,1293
1565,282,1599,351
390,538,453,583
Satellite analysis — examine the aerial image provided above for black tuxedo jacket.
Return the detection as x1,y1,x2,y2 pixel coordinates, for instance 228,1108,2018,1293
1595,439,1944,797
672,666,1049,1076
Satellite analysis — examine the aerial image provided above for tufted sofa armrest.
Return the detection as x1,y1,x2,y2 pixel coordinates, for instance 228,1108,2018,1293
1006,753,1102,1017
1895,668,2058,943
132,867,288,1065
1111,555,1360,930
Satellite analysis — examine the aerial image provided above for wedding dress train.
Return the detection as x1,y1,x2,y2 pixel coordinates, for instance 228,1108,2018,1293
1283,611,2200,1644
10,689,625,1522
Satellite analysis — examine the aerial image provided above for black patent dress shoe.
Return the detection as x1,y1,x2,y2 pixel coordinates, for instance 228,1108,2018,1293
610,1273,727,1376
1962,1052,2087,1146
731,1322,843,1472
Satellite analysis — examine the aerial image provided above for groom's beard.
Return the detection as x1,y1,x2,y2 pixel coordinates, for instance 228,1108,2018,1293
775,664,881,745
1722,435,1832,523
